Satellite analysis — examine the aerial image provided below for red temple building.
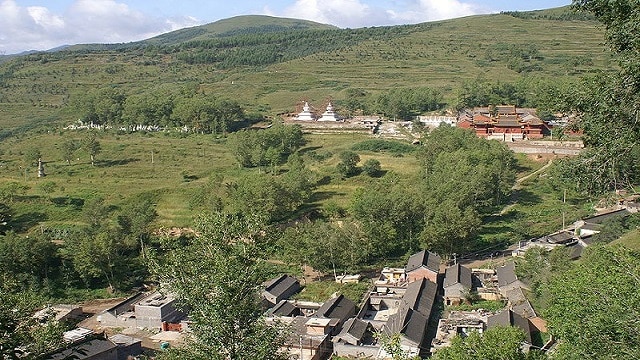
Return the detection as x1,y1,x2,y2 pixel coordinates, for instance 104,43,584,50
457,105,549,141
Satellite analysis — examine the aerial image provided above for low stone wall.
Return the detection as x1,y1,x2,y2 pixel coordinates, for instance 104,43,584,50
506,142,583,155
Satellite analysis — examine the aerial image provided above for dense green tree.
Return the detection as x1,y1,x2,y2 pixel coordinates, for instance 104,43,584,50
0,232,60,291
432,326,545,360
172,94,243,134
0,291,65,359
227,123,305,168
558,0,640,194
416,126,516,255
116,193,158,245
277,220,369,273
350,173,423,257
373,87,443,120
121,88,175,128
63,226,137,291
59,139,79,165
420,199,481,256
23,147,41,167
362,158,382,177
336,151,360,178
72,87,126,125
152,211,286,360
544,245,640,359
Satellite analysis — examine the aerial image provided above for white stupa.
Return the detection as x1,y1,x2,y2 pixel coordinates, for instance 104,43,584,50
294,102,316,121
317,102,341,121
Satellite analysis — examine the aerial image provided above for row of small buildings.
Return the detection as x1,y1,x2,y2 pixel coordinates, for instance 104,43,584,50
292,101,556,141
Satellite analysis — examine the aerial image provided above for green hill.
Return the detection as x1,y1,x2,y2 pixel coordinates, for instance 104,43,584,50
0,8,608,134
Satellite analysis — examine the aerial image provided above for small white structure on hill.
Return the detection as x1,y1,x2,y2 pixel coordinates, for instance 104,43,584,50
318,102,341,121
295,102,316,121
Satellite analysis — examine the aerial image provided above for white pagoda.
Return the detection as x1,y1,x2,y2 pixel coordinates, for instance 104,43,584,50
294,102,316,121
317,102,341,121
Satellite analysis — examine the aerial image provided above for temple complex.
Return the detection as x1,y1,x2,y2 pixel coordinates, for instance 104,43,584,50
294,102,316,121
317,102,341,121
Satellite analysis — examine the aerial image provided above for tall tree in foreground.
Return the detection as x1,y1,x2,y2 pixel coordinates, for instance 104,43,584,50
544,245,640,359
560,0,640,193
151,211,286,360
432,326,545,360
0,291,65,359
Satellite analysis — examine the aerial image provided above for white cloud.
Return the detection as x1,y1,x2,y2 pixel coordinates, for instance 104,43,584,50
0,0,201,54
271,0,487,28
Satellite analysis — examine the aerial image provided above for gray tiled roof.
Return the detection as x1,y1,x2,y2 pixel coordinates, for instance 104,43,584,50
487,309,533,344
383,278,437,346
266,300,300,317
402,278,438,317
444,263,472,289
406,250,441,273
583,209,629,225
263,275,299,299
313,294,356,323
46,338,117,360
496,262,517,288
336,318,371,344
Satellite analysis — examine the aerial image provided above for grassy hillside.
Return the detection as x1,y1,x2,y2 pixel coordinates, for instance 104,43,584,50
0,7,609,237
0,8,608,134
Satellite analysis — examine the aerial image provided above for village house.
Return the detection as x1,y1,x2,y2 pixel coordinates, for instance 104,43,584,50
262,274,302,306
431,310,488,354
278,316,333,360
406,250,441,284
97,291,185,331
380,278,438,358
311,294,357,335
45,332,141,360
487,309,536,349
496,262,527,296
332,318,379,358
443,263,474,306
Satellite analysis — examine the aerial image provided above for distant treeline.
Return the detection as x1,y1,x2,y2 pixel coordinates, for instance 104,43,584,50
501,9,596,21
71,85,251,134
171,26,425,68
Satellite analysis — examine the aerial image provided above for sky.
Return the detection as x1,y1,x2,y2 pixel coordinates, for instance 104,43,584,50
0,0,572,54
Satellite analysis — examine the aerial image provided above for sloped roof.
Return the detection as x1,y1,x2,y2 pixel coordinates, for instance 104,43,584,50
505,288,536,319
583,209,629,225
496,105,517,115
313,294,356,322
406,250,441,273
487,309,533,344
473,114,494,124
495,115,522,127
266,300,300,317
444,263,472,289
383,278,437,346
402,278,438,317
496,262,517,288
546,231,575,244
384,307,429,345
522,114,544,125
334,318,371,345
263,274,300,299
46,338,117,360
